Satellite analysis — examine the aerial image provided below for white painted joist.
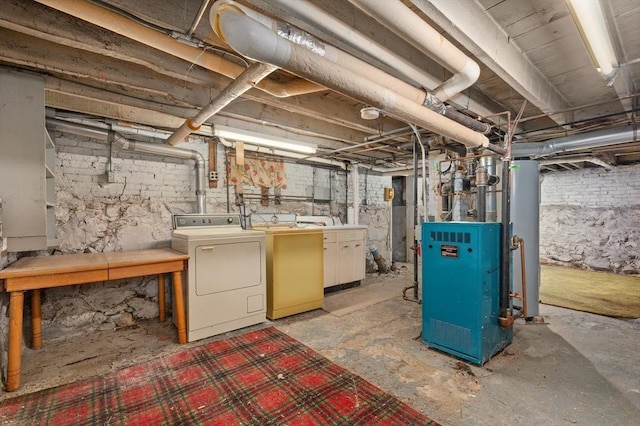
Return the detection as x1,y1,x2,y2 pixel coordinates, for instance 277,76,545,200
410,0,573,125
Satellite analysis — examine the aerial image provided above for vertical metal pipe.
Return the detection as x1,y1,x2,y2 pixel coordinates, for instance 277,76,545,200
413,137,420,299
476,166,487,222
477,186,487,222
479,152,497,221
500,158,511,320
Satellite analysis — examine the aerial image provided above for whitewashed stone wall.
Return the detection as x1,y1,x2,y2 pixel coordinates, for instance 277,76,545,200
0,129,391,337
540,164,640,275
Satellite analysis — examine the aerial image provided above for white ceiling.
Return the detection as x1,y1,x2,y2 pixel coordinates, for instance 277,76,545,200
0,0,638,171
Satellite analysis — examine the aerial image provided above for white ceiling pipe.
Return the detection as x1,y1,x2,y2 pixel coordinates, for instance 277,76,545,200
46,118,208,213
211,1,425,106
512,125,636,158
33,0,323,98
166,62,277,145
347,0,480,102
268,0,495,119
212,9,491,151
211,2,490,135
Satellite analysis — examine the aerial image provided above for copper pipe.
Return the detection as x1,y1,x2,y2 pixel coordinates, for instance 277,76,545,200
513,236,528,318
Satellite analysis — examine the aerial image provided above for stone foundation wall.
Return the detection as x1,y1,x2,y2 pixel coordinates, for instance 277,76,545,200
540,164,640,275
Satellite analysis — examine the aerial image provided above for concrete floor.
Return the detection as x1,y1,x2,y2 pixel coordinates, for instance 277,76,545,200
2,266,639,426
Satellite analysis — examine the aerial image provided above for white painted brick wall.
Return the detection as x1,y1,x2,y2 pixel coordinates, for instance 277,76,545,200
541,164,640,208
359,170,392,206
53,130,386,241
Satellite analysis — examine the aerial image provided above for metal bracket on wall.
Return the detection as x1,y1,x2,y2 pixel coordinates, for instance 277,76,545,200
107,130,116,183
209,139,218,188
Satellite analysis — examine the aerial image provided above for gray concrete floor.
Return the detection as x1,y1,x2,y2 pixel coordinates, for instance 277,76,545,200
2,266,639,426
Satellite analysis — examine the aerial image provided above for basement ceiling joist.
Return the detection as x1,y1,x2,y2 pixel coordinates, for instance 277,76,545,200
0,0,637,169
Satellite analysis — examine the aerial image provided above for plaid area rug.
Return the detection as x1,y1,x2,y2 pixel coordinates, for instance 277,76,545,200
0,327,438,425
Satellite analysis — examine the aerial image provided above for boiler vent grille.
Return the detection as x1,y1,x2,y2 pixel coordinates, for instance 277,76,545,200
430,231,471,244
429,318,472,350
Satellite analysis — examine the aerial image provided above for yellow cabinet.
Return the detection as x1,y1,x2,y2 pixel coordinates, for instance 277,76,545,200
261,227,324,319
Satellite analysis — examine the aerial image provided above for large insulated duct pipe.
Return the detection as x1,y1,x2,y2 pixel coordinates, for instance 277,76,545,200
34,0,323,98
269,0,496,121
347,0,480,102
232,0,490,134
512,125,637,157
166,62,276,145
212,7,500,153
46,118,207,213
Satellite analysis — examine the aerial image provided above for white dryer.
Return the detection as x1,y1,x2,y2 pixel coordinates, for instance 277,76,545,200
171,214,266,342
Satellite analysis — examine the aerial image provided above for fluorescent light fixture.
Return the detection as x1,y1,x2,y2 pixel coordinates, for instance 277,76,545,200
214,125,316,154
566,0,618,78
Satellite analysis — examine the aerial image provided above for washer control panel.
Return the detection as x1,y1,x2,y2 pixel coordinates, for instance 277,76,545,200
173,214,241,229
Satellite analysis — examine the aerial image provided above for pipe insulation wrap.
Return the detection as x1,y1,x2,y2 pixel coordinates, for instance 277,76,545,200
270,0,499,120
215,2,426,105
166,62,276,145
433,59,481,101
270,0,439,91
277,23,326,56
347,0,480,101
215,9,490,150
216,11,292,66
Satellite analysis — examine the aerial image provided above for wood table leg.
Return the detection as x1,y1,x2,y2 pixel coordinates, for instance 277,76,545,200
157,274,166,322
171,270,187,344
6,291,24,392
30,289,42,349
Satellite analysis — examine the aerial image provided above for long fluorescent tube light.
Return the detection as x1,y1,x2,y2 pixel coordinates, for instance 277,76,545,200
214,125,317,154
566,0,618,78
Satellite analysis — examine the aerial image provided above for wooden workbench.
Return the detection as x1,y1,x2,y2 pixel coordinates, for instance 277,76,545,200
0,248,189,392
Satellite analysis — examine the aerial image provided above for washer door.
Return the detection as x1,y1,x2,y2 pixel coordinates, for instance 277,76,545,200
195,241,263,295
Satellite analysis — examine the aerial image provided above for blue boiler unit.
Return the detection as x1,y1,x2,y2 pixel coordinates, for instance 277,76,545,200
422,222,512,365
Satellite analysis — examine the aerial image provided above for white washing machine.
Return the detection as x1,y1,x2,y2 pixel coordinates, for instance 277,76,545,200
171,214,266,342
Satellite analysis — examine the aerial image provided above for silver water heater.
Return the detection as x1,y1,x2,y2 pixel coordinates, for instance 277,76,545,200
510,160,540,318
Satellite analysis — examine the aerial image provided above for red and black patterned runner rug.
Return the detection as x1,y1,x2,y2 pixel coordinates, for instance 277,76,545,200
0,327,439,425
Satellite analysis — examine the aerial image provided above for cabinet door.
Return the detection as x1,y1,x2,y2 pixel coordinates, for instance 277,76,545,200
338,242,356,283
350,240,366,281
323,242,338,287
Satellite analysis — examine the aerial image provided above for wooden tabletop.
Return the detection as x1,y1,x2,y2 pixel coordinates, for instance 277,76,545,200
0,248,189,291
105,248,189,268
0,252,108,279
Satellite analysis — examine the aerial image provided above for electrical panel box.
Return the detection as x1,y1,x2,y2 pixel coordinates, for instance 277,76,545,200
422,222,512,365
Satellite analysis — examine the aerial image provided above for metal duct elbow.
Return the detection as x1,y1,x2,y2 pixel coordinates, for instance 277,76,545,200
212,8,292,65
